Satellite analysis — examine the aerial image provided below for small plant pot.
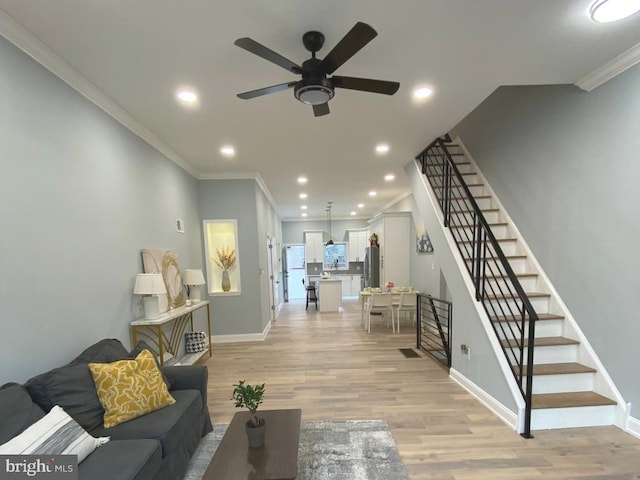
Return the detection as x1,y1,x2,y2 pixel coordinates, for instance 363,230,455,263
246,420,266,448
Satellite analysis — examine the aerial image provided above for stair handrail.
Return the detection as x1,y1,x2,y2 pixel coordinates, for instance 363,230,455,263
416,136,538,438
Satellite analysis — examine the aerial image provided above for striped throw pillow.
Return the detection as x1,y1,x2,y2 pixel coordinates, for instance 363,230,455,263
0,405,109,463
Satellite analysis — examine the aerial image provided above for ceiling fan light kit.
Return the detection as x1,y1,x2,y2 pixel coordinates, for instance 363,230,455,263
234,22,400,117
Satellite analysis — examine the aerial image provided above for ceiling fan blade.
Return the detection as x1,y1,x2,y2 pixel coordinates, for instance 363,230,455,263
331,76,400,95
234,37,303,74
313,103,330,117
318,22,377,75
237,81,298,100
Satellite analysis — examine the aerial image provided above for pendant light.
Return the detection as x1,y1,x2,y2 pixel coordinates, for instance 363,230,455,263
326,202,334,245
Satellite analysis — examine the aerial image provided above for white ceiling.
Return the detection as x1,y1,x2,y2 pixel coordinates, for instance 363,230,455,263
2,0,639,220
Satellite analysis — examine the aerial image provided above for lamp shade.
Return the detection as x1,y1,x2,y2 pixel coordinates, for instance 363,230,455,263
133,273,166,295
182,269,205,286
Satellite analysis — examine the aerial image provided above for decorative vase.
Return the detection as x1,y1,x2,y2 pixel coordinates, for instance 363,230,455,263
221,270,231,292
245,421,266,448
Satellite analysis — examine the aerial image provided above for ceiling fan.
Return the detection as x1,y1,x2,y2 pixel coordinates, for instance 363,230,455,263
234,22,400,117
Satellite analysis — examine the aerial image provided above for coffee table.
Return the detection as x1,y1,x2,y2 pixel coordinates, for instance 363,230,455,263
202,409,302,480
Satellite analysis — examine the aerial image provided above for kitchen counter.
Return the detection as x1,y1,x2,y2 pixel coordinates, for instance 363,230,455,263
317,279,342,312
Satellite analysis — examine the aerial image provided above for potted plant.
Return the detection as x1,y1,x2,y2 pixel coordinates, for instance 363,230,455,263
232,380,266,448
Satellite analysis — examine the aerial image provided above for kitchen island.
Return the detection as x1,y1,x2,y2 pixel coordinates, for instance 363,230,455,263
317,278,342,312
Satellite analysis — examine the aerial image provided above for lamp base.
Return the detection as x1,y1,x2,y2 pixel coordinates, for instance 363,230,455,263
189,286,202,304
143,296,161,319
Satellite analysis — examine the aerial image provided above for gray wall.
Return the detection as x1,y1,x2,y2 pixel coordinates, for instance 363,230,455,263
450,64,640,416
0,37,202,384
255,183,283,328
198,179,263,336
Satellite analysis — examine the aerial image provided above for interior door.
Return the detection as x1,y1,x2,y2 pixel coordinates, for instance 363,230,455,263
266,238,279,321
285,244,306,300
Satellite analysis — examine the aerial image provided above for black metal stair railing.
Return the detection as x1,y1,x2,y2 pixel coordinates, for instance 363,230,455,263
416,294,452,368
415,137,538,438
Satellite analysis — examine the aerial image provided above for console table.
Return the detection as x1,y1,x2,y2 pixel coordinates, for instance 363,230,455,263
130,301,211,365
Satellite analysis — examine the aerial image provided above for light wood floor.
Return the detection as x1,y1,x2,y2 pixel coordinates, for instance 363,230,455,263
204,299,640,479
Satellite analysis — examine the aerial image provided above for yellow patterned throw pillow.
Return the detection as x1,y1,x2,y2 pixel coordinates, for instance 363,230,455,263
88,349,175,428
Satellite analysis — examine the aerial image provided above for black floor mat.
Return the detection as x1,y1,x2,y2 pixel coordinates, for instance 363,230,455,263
399,348,421,358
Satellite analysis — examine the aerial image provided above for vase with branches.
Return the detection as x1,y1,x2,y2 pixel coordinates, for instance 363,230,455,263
212,246,236,292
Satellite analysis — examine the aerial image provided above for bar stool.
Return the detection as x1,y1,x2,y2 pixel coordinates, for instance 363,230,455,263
303,279,318,310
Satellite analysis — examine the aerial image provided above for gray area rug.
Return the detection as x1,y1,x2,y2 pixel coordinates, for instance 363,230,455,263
183,419,408,480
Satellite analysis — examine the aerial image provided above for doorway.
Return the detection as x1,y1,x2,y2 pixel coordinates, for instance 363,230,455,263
284,244,306,300
266,237,280,321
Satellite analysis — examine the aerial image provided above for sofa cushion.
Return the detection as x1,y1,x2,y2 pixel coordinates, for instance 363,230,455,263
0,405,109,463
79,439,162,480
0,383,45,444
89,389,202,457
28,363,105,431
70,338,130,365
89,350,175,428
24,338,129,416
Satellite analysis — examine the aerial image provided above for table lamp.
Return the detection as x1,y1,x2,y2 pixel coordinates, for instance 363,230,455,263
182,269,206,303
134,273,166,319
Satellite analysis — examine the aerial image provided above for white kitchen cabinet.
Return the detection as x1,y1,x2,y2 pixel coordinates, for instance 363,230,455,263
341,276,350,297
304,231,324,264
350,275,362,295
348,229,369,262
333,274,363,297
368,213,410,287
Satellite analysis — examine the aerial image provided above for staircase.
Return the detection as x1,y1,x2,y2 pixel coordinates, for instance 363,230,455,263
416,137,620,435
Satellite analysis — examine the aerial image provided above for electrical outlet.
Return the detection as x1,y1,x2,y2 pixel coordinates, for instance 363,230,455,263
460,344,471,359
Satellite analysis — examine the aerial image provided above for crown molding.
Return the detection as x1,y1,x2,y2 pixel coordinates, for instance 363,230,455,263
576,41,640,92
0,10,199,178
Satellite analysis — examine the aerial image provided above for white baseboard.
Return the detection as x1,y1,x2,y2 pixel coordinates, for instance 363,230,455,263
627,415,640,439
211,321,271,344
450,368,518,431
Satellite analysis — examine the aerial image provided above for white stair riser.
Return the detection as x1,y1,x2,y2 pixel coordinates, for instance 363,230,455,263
435,183,484,197
494,319,563,339
485,275,537,291
453,163,475,174
449,224,510,238
528,344,578,364
487,296,550,313
532,372,594,394
450,210,501,224
531,405,615,430
466,257,528,273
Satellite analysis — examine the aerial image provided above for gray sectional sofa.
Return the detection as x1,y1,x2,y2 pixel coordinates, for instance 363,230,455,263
0,338,213,480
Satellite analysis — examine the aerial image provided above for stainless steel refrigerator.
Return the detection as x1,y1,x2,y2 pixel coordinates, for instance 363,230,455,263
363,246,380,288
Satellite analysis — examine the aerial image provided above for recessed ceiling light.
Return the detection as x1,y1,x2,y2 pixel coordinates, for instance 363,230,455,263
297,176,307,184
590,0,640,22
375,143,390,154
357,203,365,209
368,191,377,197
176,88,198,104
384,174,395,182
220,146,235,157
301,205,308,210
413,86,433,99
301,212,308,217
350,211,356,216
299,193,308,199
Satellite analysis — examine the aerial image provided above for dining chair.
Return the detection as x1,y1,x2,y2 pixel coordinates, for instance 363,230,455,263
395,292,417,332
365,293,395,334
